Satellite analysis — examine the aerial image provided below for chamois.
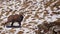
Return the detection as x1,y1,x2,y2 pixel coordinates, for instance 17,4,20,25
3,13,24,27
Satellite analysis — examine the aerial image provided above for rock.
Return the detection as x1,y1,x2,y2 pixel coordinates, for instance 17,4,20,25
0,27,3,30
9,29,16,33
17,31,23,34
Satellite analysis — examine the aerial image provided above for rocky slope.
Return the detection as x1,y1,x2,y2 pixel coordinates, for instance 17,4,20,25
0,0,60,34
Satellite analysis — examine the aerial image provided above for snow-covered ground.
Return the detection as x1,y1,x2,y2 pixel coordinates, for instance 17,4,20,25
0,0,60,34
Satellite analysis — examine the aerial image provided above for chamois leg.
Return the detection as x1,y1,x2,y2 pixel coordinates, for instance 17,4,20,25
11,21,14,26
18,22,21,27
53,29,57,34
53,31,57,34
